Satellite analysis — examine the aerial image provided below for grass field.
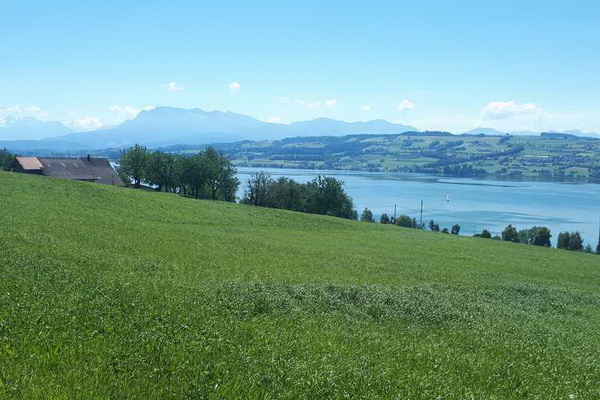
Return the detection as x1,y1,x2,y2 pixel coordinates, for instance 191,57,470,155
1,171,599,398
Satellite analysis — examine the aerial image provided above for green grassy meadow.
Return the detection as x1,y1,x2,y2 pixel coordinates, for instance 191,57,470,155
1,171,599,398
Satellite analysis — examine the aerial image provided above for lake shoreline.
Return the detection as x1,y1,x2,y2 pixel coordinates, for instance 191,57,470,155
234,163,600,185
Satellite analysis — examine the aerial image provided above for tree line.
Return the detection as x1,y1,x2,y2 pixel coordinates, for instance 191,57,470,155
359,211,462,235
466,224,596,253
241,171,357,220
358,207,599,253
117,145,239,201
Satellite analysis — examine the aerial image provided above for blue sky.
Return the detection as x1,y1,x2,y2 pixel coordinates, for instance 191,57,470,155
1,0,599,135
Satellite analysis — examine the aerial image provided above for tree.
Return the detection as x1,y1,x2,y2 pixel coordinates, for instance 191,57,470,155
531,226,552,247
395,215,417,228
180,153,206,198
203,147,239,201
170,155,188,195
214,154,239,202
568,232,583,251
557,232,570,250
243,171,273,206
479,229,492,239
304,175,357,220
583,244,593,253
451,224,460,235
360,208,375,223
379,213,391,224
517,228,534,245
145,151,175,192
268,177,304,211
502,224,519,242
117,144,148,188
441,227,449,234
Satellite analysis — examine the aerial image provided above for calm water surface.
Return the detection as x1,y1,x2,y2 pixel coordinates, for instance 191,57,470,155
237,167,600,246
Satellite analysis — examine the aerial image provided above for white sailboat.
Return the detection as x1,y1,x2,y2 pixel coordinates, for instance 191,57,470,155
445,194,451,202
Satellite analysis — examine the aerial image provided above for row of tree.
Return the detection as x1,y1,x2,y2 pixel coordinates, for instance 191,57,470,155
118,145,239,201
358,208,599,253
359,211,463,235
241,172,357,219
475,224,597,252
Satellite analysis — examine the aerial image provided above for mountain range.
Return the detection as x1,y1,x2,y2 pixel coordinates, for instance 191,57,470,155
0,106,598,152
0,117,74,141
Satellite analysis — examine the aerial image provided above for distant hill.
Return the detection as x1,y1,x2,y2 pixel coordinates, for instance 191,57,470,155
552,129,600,138
540,132,582,139
463,127,507,136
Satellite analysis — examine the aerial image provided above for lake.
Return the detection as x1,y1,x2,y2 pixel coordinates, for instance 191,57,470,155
237,167,600,247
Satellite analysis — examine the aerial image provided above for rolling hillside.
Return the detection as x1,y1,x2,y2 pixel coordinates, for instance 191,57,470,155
196,133,600,179
1,172,599,398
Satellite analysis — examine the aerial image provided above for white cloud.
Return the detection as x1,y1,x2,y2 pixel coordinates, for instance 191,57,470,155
0,118,5,126
164,81,184,92
361,104,371,112
465,100,586,133
70,116,103,131
482,101,542,120
297,100,323,109
109,104,154,121
229,81,242,93
296,99,340,110
278,97,290,103
0,104,49,119
267,116,283,123
397,99,415,111
109,105,140,119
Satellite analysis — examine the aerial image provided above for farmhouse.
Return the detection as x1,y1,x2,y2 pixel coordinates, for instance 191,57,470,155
14,156,125,186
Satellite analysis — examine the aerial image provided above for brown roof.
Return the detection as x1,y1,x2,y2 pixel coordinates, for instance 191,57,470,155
38,157,125,186
16,157,43,171
17,156,125,186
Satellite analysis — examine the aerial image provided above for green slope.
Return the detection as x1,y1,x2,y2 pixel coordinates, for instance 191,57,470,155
1,171,599,399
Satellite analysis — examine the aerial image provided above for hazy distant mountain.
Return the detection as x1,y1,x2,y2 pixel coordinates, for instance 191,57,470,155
39,107,418,149
57,107,270,148
559,129,600,138
0,117,73,141
463,127,507,136
0,139,89,152
286,118,416,136
2,107,598,152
